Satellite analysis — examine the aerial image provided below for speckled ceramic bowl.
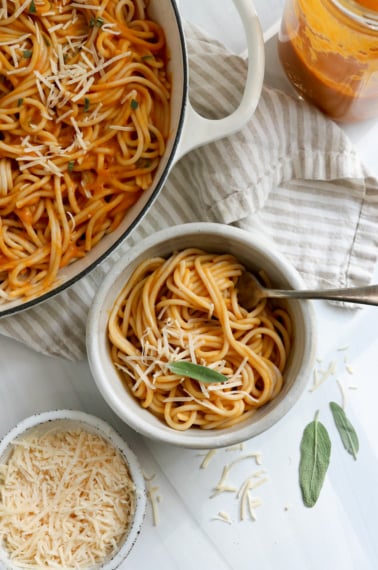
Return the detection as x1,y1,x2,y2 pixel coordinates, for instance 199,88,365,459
0,410,146,570
87,223,317,449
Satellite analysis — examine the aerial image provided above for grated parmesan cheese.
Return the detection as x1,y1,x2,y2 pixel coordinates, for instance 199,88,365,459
336,378,347,409
0,429,135,569
203,448,267,525
212,511,233,524
144,473,161,527
309,359,337,392
210,453,263,499
199,449,217,469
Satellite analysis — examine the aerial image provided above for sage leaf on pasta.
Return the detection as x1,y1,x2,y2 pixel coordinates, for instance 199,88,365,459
329,401,359,460
299,411,331,508
167,362,228,384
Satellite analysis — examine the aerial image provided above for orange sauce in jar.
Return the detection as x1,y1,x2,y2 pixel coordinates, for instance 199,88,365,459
278,0,378,122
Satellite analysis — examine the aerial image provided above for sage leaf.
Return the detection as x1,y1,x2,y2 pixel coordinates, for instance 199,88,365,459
329,401,359,460
299,411,331,508
167,361,228,384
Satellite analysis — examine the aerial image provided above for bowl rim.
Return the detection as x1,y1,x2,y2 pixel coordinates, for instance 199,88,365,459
86,222,317,449
0,409,147,570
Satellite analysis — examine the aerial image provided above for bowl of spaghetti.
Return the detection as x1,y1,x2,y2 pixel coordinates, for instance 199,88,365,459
0,0,264,317
86,222,317,449
0,410,146,570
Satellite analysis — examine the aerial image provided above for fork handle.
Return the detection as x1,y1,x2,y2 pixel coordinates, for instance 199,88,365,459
267,285,378,306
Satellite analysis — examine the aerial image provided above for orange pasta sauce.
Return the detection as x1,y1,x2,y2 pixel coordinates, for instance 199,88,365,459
355,0,377,9
278,0,378,122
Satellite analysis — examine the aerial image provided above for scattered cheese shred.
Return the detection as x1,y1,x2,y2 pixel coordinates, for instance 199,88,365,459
0,429,135,569
200,449,217,469
210,453,263,499
144,473,161,527
236,470,268,521
310,349,357,407
212,511,233,525
336,378,347,409
309,360,336,392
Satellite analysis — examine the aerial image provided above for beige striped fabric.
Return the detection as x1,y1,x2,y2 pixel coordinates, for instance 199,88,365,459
1,22,378,360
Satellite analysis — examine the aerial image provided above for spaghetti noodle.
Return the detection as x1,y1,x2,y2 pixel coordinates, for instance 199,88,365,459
108,249,292,431
0,0,170,302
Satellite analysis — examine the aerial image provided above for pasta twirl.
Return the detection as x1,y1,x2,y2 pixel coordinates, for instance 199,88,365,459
108,249,293,431
0,0,170,302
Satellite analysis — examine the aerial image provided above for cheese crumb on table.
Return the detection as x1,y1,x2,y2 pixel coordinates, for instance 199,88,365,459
144,473,161,527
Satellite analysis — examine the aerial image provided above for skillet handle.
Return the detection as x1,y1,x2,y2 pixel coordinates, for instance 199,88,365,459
175,0,264,160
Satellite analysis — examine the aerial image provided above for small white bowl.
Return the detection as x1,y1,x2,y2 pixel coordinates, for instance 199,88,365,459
0,410,146,570
87,223,317,449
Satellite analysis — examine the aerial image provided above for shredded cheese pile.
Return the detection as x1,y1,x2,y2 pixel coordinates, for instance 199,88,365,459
0,429,135,569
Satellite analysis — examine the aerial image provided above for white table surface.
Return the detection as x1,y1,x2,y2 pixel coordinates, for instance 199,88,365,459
1,2,378,569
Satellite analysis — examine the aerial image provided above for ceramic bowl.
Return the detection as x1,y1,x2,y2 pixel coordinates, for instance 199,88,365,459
0,410,146,570
87,223,317,449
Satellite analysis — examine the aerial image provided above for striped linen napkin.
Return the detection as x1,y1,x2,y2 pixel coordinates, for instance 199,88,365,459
1,22,378,360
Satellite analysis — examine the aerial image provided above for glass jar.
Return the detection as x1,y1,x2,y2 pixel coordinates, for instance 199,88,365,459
278,0,378,122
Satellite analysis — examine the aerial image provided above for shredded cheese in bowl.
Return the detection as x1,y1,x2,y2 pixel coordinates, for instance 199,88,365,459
0,411,146,570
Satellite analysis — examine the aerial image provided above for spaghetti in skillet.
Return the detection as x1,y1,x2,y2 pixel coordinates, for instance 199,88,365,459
0,0,170,302
108,249,292,431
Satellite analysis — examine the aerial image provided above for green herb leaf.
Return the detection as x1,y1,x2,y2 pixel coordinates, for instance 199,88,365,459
130,98,138,110
67,160,75,172
167,361,228,384
23,50,33,59
29,0,36,13
136,157,152,169
89,16,104,28
17,98,23,107
83,97,90,112
329,401,359,460
299,411,331,508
